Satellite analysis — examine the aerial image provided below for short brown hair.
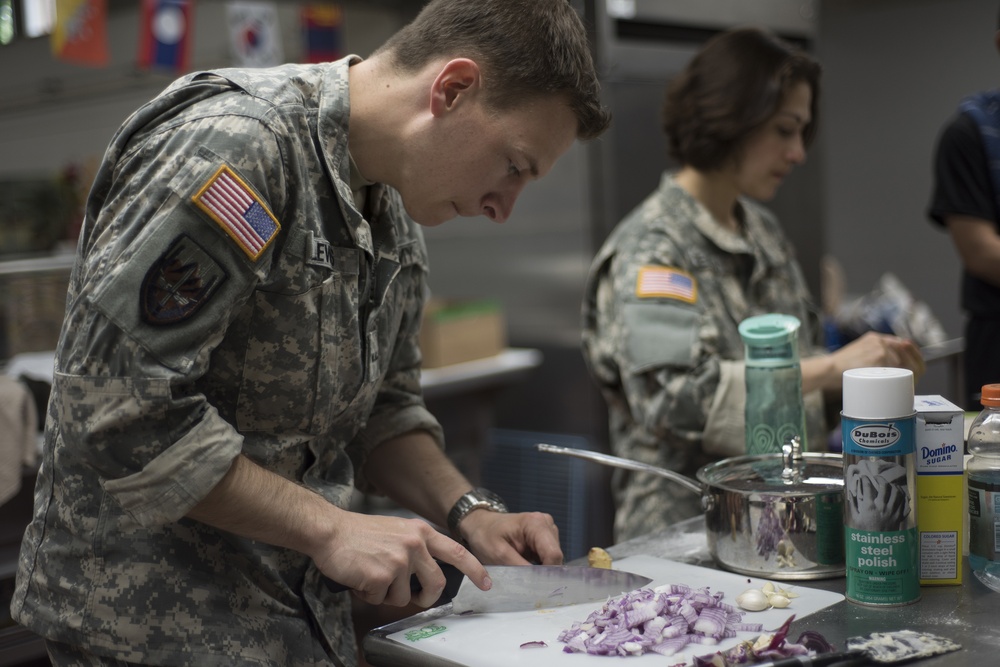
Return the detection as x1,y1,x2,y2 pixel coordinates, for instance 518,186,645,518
375,0,610,140
663,27,821,171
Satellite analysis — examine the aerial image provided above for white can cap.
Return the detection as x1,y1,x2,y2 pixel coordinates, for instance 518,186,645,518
842,367,914,419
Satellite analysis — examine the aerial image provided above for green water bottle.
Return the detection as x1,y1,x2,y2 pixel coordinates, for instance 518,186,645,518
739,313,807,456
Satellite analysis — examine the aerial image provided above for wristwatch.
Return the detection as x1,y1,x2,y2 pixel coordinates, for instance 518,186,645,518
447,487,508,538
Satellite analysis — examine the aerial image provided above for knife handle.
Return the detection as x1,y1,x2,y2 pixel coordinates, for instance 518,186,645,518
324,573,423,595
323,560,463,605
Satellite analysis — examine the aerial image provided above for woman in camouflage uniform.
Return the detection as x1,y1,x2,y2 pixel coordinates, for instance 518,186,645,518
582,27,923,542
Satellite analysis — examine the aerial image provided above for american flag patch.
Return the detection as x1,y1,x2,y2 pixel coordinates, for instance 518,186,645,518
635,266,697,303
193,165,280,261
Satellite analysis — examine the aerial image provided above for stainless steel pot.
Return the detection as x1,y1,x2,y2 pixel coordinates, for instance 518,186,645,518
538,441,845,580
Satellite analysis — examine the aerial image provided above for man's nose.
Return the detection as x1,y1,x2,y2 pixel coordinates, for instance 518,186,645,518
480,184,523,223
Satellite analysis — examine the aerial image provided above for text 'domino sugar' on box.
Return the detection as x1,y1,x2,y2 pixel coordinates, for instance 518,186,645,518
914,395,964,585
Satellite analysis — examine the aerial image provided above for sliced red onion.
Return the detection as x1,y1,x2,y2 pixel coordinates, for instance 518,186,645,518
520,640,548,649
558,584,762,658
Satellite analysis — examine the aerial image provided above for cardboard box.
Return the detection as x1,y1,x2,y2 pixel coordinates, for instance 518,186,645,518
914,395,965,585
419,299,505,369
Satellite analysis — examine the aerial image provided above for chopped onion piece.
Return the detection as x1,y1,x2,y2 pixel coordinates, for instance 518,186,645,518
520,640,548,649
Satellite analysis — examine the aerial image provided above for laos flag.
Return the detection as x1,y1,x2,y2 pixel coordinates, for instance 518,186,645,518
137,0,193,73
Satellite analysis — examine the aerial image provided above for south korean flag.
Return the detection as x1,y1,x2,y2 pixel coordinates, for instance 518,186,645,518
226,1,283,68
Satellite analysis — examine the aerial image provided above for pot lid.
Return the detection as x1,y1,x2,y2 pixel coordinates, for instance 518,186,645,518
696,452,844,496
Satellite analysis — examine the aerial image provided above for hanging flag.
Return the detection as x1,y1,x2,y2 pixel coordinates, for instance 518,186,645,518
300,4,342,64
52,0,109,67
137,0,193,73
226,1,282,68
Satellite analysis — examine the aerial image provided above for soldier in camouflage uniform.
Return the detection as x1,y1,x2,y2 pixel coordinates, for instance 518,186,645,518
581,28,923,543
12,1,610,665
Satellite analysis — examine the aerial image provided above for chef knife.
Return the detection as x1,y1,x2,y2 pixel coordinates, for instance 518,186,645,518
450,564,652,614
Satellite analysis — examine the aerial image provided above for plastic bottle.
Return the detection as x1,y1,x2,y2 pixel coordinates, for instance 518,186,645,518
967,383,1000,592
738,313,807,456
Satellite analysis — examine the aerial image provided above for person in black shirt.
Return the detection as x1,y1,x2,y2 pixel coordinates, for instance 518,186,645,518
928,9,1000,409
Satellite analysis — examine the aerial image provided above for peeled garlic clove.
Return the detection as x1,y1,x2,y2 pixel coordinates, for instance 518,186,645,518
587,547,613,569
761,582,776,595
768,594,791,609
736,588,771,611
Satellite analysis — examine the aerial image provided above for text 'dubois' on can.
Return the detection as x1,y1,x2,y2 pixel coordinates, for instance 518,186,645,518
841,367,919,606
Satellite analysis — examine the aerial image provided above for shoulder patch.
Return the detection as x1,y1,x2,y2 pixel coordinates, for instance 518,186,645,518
635,266,697,304
193,165,280,261
141,234,227,325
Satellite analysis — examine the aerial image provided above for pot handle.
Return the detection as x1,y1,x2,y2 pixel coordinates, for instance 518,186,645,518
536,443,702,495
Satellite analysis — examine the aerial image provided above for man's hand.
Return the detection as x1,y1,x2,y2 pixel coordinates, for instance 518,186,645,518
188,454,494,609
457,509,563,565
311,510,491,608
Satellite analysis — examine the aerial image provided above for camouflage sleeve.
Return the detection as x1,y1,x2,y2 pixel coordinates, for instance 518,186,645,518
702,359,747,457
596,231,725,445
57,111,287,527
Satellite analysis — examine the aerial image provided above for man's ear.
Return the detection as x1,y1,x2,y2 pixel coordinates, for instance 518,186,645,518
429,58,481,116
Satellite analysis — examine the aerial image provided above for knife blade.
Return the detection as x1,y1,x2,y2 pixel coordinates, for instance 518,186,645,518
450,565,653,614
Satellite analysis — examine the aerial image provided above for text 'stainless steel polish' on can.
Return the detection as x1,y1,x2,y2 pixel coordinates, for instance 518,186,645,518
841,367,919,606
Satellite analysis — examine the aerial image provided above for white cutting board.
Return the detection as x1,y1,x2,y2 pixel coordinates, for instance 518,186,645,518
385,555,845,666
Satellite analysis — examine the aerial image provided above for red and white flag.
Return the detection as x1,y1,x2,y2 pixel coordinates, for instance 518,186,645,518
226,1,283,68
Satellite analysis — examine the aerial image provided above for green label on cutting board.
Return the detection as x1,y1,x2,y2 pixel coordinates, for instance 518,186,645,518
405,624,447,642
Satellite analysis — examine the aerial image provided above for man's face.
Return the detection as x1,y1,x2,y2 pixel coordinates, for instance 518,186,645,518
400,93,578,227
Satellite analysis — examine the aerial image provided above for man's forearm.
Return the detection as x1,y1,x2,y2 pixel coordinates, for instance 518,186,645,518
187,454,337,560
363,430,473,529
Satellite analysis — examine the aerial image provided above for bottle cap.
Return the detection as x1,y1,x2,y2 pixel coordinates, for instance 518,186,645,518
842,367,914,419
739,314,801,366
982,384,1000,407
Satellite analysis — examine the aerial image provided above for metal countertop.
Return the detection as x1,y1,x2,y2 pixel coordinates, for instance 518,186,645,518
363,515,998,666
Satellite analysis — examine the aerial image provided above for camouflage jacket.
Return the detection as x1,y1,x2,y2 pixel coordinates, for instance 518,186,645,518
12,58,441,666
582,173,825,541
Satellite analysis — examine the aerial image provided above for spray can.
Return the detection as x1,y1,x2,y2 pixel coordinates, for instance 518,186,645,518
841,367,919,606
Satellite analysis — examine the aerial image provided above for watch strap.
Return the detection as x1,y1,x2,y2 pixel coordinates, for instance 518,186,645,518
446,487,508,537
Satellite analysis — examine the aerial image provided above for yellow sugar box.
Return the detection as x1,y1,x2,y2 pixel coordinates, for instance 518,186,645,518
914,395,965,585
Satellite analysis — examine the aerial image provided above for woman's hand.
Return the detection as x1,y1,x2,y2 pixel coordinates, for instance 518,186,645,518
802,331,925,394
834,332,925,381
